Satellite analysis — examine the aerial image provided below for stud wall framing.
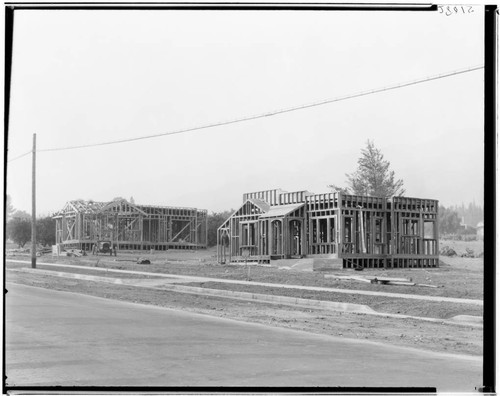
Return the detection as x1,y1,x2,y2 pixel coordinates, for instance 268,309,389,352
218,190,439,268
53,199,207,251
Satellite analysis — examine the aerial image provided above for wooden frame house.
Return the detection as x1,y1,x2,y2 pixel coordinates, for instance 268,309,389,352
53,199,207,251
217,189,439,269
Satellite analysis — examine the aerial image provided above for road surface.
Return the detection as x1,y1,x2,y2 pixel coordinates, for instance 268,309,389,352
5,283,481,390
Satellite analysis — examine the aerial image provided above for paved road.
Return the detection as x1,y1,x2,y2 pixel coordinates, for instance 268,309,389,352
5,283,481,390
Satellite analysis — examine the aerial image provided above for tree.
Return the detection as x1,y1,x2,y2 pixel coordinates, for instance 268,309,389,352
6,195,15,221
37,216,56,246
451,201,483,227
11,209,30,219
206,210,233,247
333,140,405,198
438,205,461,235
5,195,30,221
7,217,31,248
326,184,350,195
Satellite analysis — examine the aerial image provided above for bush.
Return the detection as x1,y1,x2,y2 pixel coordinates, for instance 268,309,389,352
456,227,476,236
207,210,232,247
440,233,477,241
36,216,56,246
459,234,477,242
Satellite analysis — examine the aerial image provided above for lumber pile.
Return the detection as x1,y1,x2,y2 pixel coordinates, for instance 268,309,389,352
324,274,441,288
65,248,86,257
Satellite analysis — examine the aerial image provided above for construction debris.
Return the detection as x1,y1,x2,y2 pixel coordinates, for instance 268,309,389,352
325,274,442,288
324,275,372,283
381,281,416,286
440,246,457,257
369,276,411,283
325,274,412,284
461,248,475,258
66,249,86,257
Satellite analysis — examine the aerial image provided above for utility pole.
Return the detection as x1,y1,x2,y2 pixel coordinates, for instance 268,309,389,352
31,133,36,268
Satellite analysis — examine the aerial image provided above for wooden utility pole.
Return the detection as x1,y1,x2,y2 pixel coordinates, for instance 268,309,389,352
31,133,36,268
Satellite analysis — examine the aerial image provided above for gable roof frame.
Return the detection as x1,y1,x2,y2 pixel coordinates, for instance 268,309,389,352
98,199,148,216
217,198,270,232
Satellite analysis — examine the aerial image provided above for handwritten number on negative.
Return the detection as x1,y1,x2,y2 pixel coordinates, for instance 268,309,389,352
438,5,474,15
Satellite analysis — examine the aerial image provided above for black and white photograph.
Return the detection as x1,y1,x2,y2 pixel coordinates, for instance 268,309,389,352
4,2,494,393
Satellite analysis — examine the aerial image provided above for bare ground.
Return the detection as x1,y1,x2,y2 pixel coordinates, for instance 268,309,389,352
5,241,484,357
9,247,483,300
6,270,482,356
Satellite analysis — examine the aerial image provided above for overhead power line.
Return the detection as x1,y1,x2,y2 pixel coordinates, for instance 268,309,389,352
9,64,484,158
7,150,32,163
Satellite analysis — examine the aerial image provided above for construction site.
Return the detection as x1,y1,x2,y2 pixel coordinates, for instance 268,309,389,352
8,191,482,374
217,189,439,269
53,199,208,251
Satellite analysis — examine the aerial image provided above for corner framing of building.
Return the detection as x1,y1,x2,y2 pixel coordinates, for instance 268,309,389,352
217,189,439,269
53,199,207,251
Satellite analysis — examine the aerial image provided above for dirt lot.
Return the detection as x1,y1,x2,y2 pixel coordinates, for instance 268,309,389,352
8,245,483,300
6,270,482,357
6,241,483,357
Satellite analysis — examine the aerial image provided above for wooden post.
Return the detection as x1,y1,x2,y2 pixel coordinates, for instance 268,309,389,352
358,207,366,254
216,228,220,263
194,215,198,246
300,219,305,256
280,219,283,256
267,220,271,257
140,215,144,250
419,215,424,255
308,218,312,253
327,218,331,246
338,212,343,255
31,133,36,268
205,213,208,247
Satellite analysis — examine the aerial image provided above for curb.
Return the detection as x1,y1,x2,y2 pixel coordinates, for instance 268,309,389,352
6,259,484,306
8,268,374,314
9,267,482,328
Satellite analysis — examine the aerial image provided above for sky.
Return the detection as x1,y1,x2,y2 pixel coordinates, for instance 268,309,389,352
6,6,485,216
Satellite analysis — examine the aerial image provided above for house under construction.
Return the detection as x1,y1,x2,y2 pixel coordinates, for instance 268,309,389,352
217,189,439,269
53,199,207,251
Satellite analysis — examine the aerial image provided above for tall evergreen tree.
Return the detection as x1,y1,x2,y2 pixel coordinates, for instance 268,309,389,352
6,195,15,221
343,140,405,197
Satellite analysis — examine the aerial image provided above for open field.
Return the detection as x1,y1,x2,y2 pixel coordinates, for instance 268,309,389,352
5,240,484,356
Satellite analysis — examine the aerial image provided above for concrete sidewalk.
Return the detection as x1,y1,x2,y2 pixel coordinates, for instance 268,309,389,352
8,266,483,328
7,259,483,306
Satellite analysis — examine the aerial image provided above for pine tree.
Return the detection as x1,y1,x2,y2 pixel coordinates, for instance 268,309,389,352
345,140,405,198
